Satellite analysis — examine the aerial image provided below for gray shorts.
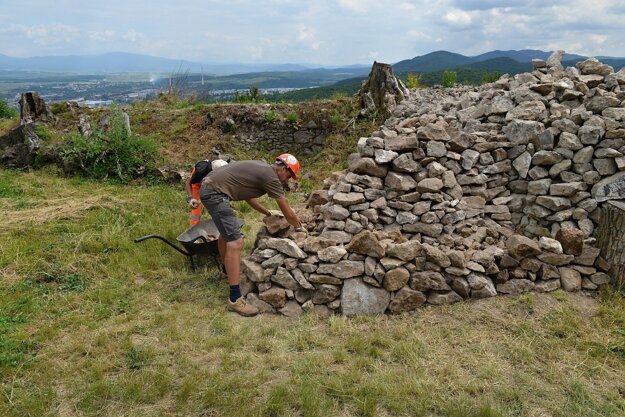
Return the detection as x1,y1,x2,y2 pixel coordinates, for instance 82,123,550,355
199,188,242,242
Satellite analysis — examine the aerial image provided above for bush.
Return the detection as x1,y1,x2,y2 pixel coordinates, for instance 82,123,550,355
234,86,264,103
0,98,18,119
481,72,502,84
34,125,53,141
286,111,299,125
329,110,342,128
263,110,277,124
405,73,423,89
58,110,161,181
442,71,457,87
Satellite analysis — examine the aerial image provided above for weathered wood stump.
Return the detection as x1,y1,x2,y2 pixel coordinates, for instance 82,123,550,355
18,91,55,124
596,200,625,291
357,61,409,117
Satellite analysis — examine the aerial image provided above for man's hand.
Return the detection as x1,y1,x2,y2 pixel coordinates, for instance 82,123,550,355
187,196,200,209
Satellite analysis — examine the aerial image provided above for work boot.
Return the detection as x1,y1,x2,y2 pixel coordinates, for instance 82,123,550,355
227,297,259,317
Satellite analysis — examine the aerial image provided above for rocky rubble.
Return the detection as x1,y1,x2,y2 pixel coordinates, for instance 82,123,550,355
240,51,624,316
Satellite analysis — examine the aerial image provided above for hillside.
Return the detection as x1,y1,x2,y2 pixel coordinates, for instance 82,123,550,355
1,94,625,415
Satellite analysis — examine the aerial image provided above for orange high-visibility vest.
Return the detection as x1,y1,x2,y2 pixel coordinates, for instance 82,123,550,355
188,160,212,225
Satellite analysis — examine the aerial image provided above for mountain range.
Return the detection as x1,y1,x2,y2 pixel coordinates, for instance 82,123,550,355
0,52,367,75
391,50,625,75
1,49,624,76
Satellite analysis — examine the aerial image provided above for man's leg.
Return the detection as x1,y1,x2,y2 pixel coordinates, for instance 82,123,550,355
223,237,257,316
225,238,244,287
201,192,257,316
217,236,226,265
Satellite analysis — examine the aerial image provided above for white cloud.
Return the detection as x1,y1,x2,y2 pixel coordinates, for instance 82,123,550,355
246,46,264,60
443,9,473,27
122,29,144,43
590,34,608,44
297,24,321,50
203,31,240,41
338,0,372,13
89,30,116,41
407,30,431,40
3,23,80,46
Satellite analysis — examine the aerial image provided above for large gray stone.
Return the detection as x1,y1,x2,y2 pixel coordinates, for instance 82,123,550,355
316,260,365,279
386,239,424,261
271,267,301,291
496,279,535,296
348,154,388,177
591,172,625,202
532,151,563,166
341,278,390,315
506,234,541,259
312,284,341,304
388,287,426,313
265,238,307,259
345,231,386,258
0,122,43,168
559,267,582,291
385,172,417,191
385,134,420,151
410,271,451,291
383,267,410,292
503,120,544,145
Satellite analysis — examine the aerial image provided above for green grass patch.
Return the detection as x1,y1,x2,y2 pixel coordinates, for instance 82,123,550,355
1,170,625,417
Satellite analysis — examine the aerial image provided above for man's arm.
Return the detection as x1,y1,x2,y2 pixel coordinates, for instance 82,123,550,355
184,176,193,198
275,197,303,229
245,198,271,217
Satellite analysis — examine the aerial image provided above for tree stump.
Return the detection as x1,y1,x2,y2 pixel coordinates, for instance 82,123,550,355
357,61,409,118
18,91,55,124
596,200,625,291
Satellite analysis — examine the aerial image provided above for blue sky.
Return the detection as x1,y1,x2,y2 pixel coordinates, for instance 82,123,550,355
1,0,624,65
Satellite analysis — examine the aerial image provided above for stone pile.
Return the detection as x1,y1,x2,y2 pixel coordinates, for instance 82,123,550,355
240,51,625,316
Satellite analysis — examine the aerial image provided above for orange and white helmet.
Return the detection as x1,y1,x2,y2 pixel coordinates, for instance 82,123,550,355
276,153,300,179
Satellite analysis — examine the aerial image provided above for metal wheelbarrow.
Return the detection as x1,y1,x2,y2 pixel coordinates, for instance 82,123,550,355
133,219,244,270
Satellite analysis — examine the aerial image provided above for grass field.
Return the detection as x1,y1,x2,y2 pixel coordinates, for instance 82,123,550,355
1,168,625,417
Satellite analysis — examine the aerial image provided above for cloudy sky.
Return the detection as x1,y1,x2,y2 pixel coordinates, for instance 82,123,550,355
1,0,624,65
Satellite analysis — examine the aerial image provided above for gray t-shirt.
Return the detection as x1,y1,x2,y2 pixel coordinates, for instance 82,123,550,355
201,160,285,201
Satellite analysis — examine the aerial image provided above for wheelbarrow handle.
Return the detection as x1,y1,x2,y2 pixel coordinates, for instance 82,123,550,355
133,234,192,257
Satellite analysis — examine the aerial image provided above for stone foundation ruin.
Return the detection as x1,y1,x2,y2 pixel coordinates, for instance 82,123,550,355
240,51,625,316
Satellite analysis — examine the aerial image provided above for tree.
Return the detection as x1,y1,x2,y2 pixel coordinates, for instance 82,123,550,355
0,98,18,119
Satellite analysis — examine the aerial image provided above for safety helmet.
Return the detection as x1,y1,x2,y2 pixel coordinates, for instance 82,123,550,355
276,153,300,179
212,159,228,170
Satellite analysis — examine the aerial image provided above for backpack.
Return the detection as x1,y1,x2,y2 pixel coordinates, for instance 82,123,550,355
190,160,212,184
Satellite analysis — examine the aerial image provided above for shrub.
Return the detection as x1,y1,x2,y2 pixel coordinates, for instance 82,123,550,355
50,102,69,115
442,71,457,87
234,87,264,103
34,125,53,141
0,98,18,119
481,72,502,84
405,72,423,89
329,110,342,128
263,110,277,124
286,111,299,125
57,110,161,181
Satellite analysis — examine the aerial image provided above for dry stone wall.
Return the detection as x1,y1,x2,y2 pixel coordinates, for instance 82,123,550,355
234,120,326,156
240,52,625,316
